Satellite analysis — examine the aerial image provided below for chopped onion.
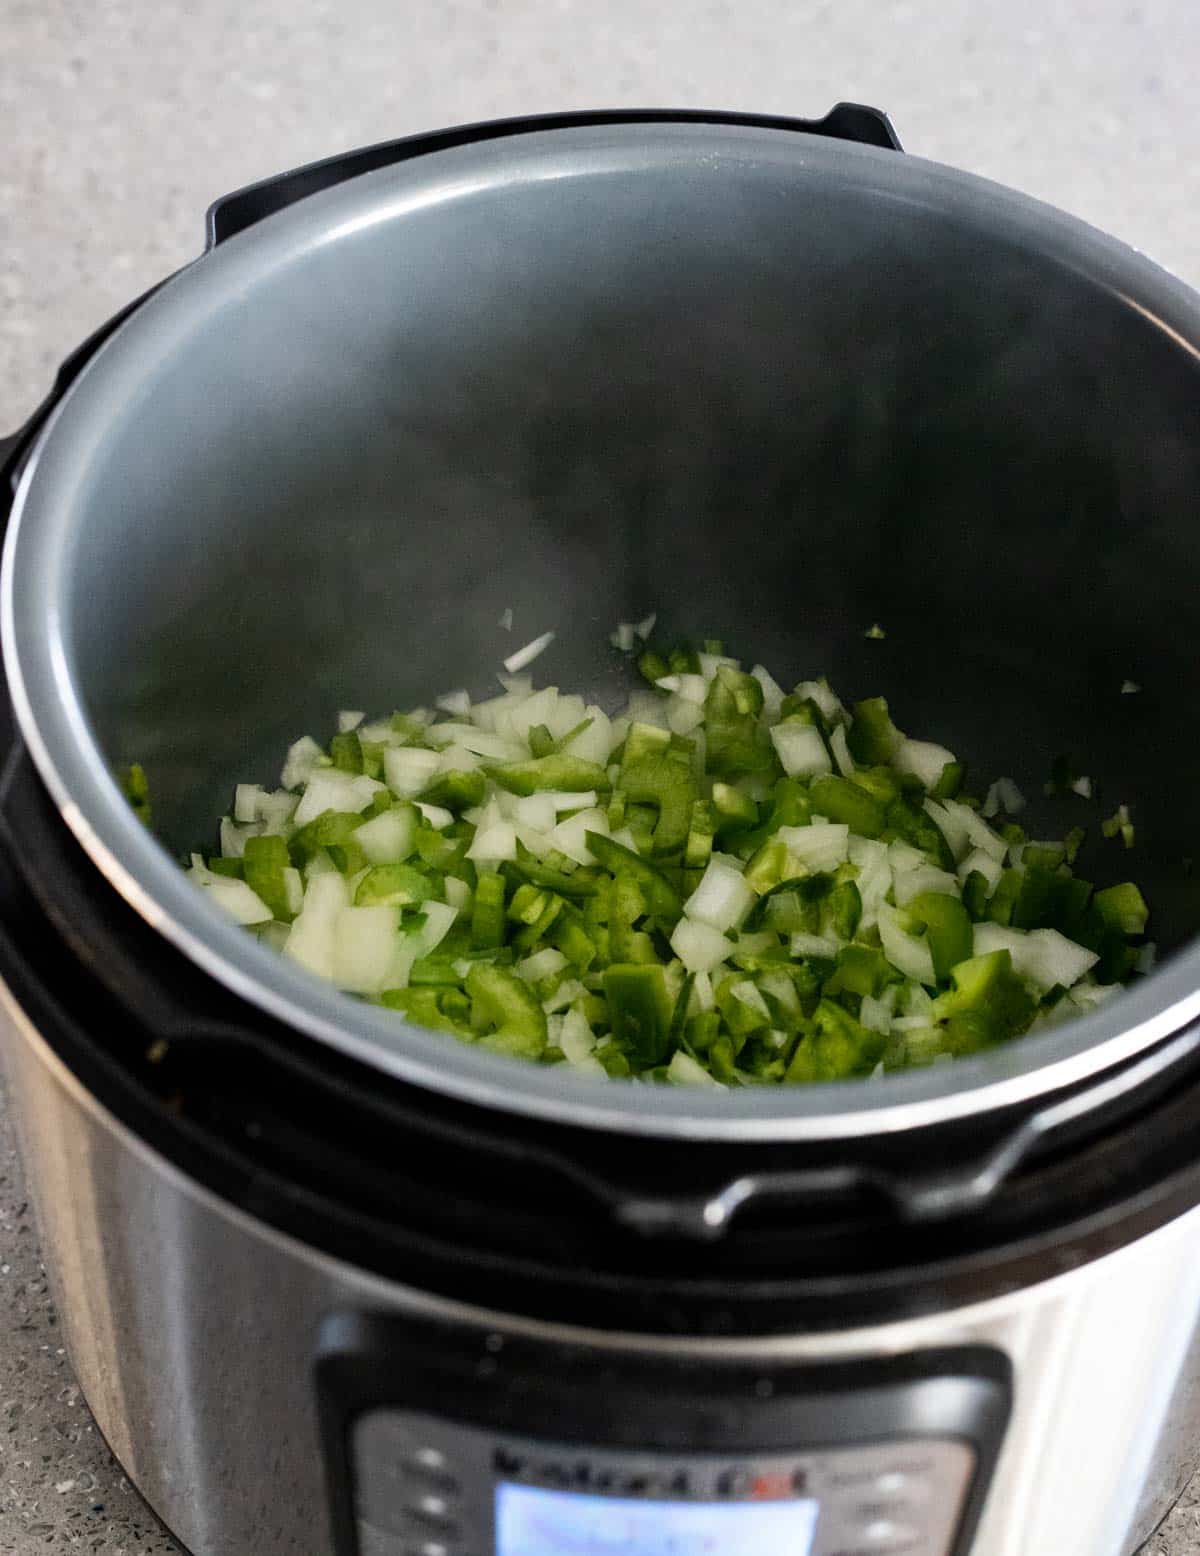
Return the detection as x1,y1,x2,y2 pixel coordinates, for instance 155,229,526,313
893,738,956,790
415,801,453,830
667,1050,724,1087
770,722,832,778
779,822,850,873
503,631,555,674
670,918,731,974
383,746,441,798
435,689,471,717
355,806,416,865
750,664,785,718
498,607,514,631
234,783,263,823
337,710,366,732
516,948,568,984
280,735,325,791
609,622,637,652
199,877,273,926
892,864,959,905
333,905,401,994
284,873,349,978
878,905,936,986
957,846,1004,892
790,932,842,959
830,725,855,777
684,859,755,933
973,923,1097,992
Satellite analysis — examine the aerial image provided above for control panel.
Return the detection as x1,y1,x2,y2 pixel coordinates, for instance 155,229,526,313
352,1409,976,1556
315,1314,1010,1556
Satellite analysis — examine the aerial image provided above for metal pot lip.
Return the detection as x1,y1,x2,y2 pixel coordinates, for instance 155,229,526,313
6,119,1200,1145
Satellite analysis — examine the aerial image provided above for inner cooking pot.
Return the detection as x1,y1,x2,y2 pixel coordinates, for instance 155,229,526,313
6,118,1200,1138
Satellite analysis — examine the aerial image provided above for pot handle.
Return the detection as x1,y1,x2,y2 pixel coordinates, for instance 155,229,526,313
205,102,902,247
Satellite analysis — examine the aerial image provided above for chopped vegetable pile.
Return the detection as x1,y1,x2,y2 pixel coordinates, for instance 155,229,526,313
179,639,1151,1087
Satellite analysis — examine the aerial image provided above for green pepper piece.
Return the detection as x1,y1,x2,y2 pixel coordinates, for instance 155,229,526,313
883,797,954,869
1010,866,1073,932
931,949,1035,1044
489,753,610,796
707,1034,738,1083
584,832,683,924
603,963,675,1068
622,722,674,767
329,732,363,773
704,666,775,778
685,800,717,869
784,999,887,1083
242,834,294,920
821,879,863,942
929,761,966,800
421,768,487,811
609,874,658,964
825,943,897,998
778,692,826,728
289,808,366,863
465,963,548,1059
504,846,600,900
987,868,1023,926
637,649,670,685
734,777,812,858
961,870,991,922
1093,882,1149,937
687,1011,722,1053
409,958,464,987
906,892,973,981
120,763,152,826
711,783,759,836
207,855,244,879
619,754,696,855
847,698,903,765
549,905,597,971
381,986,474,1036
848,765,901,809
810,775,886,838
414,824,468,872
668,644,701,675
355,863,436,907
743,838,792,896
715,974,772,1038
470,871,506,949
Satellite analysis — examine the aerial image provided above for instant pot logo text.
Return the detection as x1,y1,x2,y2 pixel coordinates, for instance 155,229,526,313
494,1448,691,1499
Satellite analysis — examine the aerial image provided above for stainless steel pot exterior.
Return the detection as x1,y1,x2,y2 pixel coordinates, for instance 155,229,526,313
6,122,1200,1142
4,979,1200,1556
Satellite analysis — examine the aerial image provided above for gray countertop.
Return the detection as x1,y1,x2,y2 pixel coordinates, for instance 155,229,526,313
3,1,1200,1551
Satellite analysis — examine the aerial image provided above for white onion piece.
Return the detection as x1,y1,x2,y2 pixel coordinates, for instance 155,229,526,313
355,806,416,865
893,738,957,791
670,918,731,974
684,859,755,932
770,722,831,778
382,747,441,799
503,631,555,674
779,822,849,873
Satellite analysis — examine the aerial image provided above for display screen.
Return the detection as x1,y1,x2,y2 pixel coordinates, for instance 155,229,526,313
495,1483,820,1556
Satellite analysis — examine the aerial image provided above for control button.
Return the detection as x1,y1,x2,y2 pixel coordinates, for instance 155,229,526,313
870,1470,929,1502
861,1518,921,1545
408,1494,456,1527
405,1447,460,1493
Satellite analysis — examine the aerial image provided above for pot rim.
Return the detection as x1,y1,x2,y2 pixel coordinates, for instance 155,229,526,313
6,118,1200,1143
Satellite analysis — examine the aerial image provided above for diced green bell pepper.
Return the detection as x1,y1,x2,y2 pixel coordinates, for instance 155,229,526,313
120,763,152,826
1093,882,1149,937
470,871,506,949
355,863,436,907
847,697,902,765
466,963,548,1058
619,754,696,855
810,775,885,838
242,834,294,921
784,999,887,1082
603,963,675,1067
931,949,1035,1044
289,808,366,863
584,832,683,924
329,732,363,773
422,768,487,811
906,892,973,981
489,753,610,796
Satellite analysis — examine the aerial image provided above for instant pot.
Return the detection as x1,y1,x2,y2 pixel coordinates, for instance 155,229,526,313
3,104,1200,1556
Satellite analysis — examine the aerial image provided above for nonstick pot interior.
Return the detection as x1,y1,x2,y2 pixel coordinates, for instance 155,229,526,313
7,122,1200,1134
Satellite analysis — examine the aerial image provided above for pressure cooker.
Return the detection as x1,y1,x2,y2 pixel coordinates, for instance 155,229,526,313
2,104,1200,1556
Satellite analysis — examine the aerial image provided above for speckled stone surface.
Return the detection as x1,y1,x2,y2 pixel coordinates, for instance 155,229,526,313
4,2,1200,1552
